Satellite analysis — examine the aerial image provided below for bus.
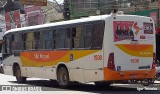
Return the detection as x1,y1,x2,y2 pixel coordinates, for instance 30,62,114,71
2,11,156,88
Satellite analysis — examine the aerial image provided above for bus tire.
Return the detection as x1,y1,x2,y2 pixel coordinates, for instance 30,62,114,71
15,66,26,83
140,79,150,86
128,80,137,84
0,66,3,74
57,67,70,88
94,81,111,87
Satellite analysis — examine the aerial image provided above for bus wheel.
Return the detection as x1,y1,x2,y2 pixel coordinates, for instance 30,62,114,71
94,81,111,87
0,66,3,74
140,79,150,86
128,80,137,84
57,67,70,88
15,66,26,83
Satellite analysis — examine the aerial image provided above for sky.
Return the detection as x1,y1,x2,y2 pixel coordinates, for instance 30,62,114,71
48,0,64,4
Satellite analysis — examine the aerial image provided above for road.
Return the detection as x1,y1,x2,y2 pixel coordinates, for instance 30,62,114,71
0,73,160,94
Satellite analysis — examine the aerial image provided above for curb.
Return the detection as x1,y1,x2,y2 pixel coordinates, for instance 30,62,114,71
154,81,160,84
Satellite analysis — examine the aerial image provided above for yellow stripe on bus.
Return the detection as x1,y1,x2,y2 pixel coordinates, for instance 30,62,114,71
20,50,100,67
115,44,153,57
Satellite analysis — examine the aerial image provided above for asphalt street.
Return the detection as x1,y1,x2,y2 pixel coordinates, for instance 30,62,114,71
0,73,160,94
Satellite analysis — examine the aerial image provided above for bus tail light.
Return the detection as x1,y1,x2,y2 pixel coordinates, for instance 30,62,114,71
107,53,116,71
152,63,155,69
152,53,156,69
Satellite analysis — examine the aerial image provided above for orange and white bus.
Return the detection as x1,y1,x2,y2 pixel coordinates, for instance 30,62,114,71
2,12,156,88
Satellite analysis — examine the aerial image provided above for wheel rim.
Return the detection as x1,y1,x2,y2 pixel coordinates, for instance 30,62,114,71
16,70,21,79
62,73,67,83
58,68,69,86
141,79,149,85
143,80,148,84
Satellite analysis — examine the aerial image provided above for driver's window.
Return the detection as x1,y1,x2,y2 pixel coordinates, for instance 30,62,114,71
4,35,10,54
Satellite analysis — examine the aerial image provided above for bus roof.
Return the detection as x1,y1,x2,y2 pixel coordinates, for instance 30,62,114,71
3,15,108,36
3,14,151,37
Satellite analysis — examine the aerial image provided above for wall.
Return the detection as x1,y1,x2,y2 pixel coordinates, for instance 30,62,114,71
24,5,43,26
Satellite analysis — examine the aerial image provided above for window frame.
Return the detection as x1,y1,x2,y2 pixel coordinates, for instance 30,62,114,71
3,20,105,52
91,20,105,50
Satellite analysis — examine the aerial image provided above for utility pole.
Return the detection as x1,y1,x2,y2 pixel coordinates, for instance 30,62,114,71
63,0,70,20
97,0,101,14
158,0,160,31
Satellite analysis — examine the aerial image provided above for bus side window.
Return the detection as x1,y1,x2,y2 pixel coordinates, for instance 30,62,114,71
54,28,66,49
11,34,15,50
22,33,27,50
45,30,52,49
34,32,40,49
39,31,45,49
85,24,92,48
92,22,105,49
12,33,23,51
66,27,71,48
52,29,56,49
71,27,76,48
25,32,34,50
17,33,23,50
54,29,59,49
4,36,10,54
71,26,85,48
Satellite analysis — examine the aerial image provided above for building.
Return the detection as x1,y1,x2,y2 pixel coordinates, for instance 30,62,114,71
70,0,116,18
0,0,25,40
24,5,43,26
70,0,158,18
0,0,64,51
0,13,5,40
25,1,63,26
41,1,63,23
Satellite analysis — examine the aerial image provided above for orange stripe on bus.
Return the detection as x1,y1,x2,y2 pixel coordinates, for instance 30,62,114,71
115,44,153,57
20,50,100,67
20,51,69,62
123,44,152,51
103,67,155,81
